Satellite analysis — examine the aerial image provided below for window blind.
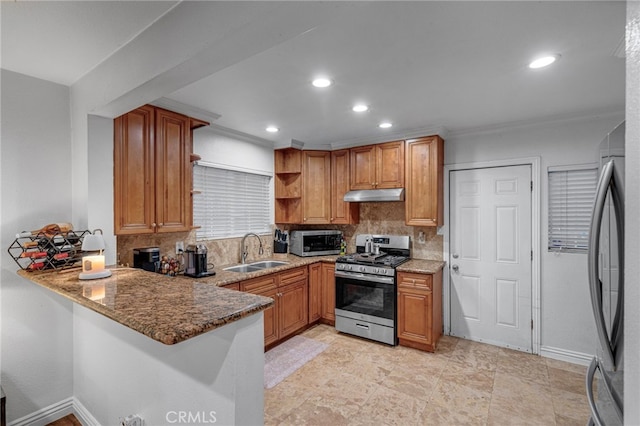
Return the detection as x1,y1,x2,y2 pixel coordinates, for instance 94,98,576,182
193,164,271,240
548,166,598,252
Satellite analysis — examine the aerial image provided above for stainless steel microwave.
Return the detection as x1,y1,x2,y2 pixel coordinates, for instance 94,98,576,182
289,230,342,257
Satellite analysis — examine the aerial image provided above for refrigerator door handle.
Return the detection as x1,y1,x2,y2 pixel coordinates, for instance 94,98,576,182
586,357,624,425
586,357,605,426
588,161,616,369
609,163,624,369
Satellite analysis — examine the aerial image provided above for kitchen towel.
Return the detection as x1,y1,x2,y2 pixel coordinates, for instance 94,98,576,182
264,335,328,389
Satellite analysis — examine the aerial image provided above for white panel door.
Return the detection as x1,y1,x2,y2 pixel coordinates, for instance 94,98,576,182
450,165,532,352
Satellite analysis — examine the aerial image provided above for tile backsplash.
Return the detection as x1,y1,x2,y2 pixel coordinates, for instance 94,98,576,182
116,201,443,268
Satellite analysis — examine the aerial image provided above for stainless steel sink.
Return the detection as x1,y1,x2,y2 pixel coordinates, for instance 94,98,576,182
223,260,289,273
249,261,288,268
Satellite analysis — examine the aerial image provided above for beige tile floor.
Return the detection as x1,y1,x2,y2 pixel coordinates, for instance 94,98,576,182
265,325,590,425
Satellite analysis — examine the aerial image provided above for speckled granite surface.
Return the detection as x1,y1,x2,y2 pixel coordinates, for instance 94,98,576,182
17,267,275,345
397,259,446,274
17,254,443,345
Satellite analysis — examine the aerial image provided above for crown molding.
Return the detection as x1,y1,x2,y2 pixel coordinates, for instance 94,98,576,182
206,123,275,148
328,124,449,150
447,108,625,139
150,97,221,124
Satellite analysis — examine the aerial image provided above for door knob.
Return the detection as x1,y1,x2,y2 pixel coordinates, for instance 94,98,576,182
452,264,459,272
452,253,459,259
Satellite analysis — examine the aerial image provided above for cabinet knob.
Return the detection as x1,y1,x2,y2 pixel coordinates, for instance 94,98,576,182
152,223,157,228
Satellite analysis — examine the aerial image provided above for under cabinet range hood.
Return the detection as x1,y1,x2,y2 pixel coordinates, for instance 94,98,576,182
343,188,405,202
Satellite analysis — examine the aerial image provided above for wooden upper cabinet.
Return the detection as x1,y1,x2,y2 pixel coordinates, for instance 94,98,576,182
302,151,331,224
405,135,444,227
350,141,404,189
155,108,191,233
114,105,156,234
274,148,303,224
331,149,359,224
114,105,197,235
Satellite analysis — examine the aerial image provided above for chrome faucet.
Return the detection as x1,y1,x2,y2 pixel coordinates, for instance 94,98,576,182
241,233,264,263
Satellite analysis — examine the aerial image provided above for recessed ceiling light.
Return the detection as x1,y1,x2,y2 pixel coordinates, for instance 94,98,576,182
265,126,279,133
352,104,369,112
528,54,560,69
378,122,393,129
312,77,332,88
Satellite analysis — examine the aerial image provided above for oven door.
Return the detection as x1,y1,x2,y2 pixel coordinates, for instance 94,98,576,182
335,271,396,326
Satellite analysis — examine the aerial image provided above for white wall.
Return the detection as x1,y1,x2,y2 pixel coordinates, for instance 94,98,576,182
445,113,624,360
0,70,74,422
625,1,640,423
73,304,265,426
87,115,116,266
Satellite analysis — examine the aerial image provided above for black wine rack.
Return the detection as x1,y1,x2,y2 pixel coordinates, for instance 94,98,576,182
7,230,91,271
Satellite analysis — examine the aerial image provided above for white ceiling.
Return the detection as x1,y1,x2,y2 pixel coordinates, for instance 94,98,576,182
2,1,625,148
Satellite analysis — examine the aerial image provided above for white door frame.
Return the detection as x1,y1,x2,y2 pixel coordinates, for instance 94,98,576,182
443,157,541,355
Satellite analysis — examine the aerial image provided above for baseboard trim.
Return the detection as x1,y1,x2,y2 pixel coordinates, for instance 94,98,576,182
9,397,99,426
540,345,592,366
73,397,100,426
9,397,74,426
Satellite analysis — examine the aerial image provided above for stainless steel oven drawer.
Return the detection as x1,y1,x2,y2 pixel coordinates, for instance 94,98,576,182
335,311,396,346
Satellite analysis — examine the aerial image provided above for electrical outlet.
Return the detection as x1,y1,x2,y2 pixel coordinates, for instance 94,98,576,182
120,414,143,426
176,241,184,254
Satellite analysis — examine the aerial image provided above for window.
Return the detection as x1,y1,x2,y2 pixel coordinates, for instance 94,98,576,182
548,165,598,252
193,163,271,240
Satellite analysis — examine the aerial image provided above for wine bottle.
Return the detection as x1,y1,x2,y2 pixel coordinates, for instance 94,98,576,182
16,222,74,238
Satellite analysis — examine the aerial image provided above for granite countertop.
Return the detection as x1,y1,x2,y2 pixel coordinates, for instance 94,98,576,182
397,259,446,274
196,254,338,286
16,254,444,345
17,267,274,345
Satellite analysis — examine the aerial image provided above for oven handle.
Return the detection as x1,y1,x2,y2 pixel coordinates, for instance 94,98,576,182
335,270,395,285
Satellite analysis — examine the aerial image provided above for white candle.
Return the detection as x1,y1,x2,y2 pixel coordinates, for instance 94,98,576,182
82,255,105,273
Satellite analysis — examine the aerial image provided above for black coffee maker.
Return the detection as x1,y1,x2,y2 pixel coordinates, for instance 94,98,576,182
184,244,215,278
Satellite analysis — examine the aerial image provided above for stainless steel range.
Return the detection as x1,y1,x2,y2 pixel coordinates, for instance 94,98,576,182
334,234,410,345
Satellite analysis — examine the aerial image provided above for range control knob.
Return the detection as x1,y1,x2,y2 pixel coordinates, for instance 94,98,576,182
359,266,366,273
372,268,378,274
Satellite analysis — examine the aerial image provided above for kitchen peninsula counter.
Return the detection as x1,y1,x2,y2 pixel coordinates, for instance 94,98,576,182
17,267,274,345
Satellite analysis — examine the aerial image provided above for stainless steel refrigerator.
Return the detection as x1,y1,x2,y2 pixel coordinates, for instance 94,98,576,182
587,121,625,425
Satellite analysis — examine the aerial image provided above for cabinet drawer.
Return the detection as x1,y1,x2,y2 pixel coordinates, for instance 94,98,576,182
241,275,277,293
279,266,307,286
397,272,432,290
220,282,240,291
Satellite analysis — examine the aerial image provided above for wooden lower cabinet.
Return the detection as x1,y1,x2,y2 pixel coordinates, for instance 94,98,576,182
308,263,322,322
397,270,443,352
320,263,336,324
279,267,308,338
240,266,309,348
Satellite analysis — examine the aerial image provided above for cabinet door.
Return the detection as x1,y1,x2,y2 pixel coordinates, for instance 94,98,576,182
376,141,405,189
155,108,191,233
308,263,322,322
114,105,156,235
321,263,336,323
331,150,359,224
303,151,331,224
349,145,376,189
279,278,309,338
397,287,433,345
261,286,280,347
405,136,444,226
241,275,279,346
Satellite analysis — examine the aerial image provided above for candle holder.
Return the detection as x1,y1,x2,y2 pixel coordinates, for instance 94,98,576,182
79,229,112,280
